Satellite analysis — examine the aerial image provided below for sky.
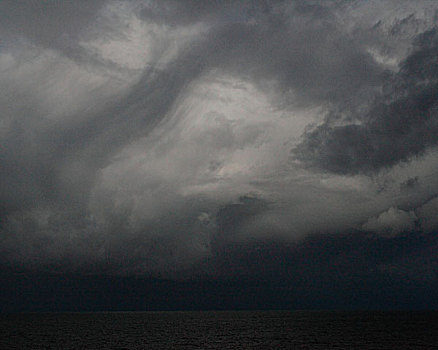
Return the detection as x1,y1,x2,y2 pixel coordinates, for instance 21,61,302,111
1,0,438,311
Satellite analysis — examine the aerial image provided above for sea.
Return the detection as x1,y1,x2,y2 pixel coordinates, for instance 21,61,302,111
1,311,437,349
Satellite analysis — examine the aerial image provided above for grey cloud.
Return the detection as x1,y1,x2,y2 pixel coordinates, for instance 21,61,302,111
137,0,383,106
294,27,438,174
0,62,210,273
214,195,270,246
1,0,438,279
400,176,420,192
416,196,438,232
362,207,418,238
0,1,106,56
211,2,381,106
139,0,283,26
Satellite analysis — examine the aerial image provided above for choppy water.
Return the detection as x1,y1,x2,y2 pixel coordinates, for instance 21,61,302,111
1,311,437,349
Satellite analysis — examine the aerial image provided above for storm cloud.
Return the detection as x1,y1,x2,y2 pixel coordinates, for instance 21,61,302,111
294,27,438,174
1,0,438,307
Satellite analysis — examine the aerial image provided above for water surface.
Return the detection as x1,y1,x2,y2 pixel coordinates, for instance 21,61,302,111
1,311,437,349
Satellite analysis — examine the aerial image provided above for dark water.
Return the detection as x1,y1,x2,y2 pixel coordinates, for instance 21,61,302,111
1,311,437,349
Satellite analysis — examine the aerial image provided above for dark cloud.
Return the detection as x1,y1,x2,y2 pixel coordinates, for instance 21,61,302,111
208,2,382,106
400,176,419,192
0,1,106,57
1,0,438,310
294,27,438,174
4,229,437,311
139,0,260,26
213,195,270,247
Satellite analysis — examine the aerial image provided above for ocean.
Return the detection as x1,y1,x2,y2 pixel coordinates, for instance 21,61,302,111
1,311,437,349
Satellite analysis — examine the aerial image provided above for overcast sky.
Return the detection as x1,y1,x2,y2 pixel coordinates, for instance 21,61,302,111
1,0,438,310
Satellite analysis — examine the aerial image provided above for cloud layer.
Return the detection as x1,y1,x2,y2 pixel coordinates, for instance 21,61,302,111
1,0,438,283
